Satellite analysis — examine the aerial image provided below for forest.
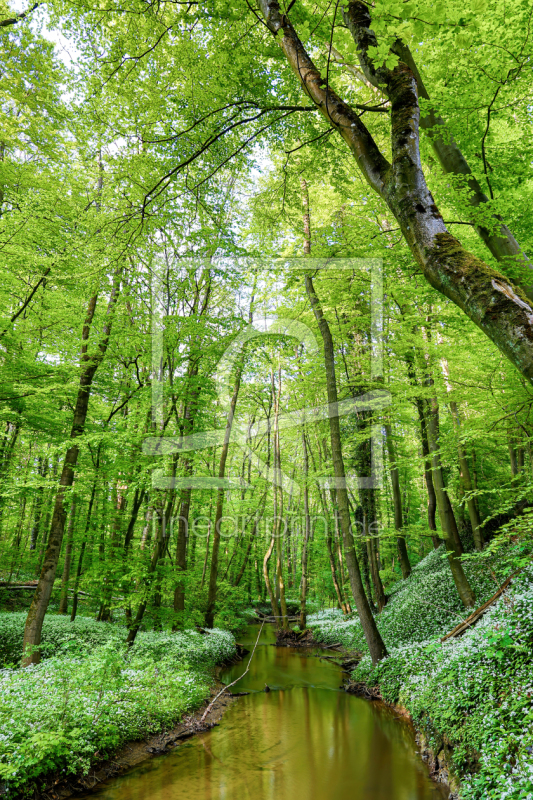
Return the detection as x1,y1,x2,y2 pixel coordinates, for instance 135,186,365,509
1,0,533,798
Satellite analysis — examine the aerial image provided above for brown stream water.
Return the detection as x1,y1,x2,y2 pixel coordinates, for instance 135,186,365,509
86,625,447,800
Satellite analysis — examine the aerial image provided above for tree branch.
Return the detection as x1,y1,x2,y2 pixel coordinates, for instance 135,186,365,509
0,2,39,27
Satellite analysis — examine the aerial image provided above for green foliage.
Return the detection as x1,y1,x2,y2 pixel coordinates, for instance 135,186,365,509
309,547,500,653
0,619,235,796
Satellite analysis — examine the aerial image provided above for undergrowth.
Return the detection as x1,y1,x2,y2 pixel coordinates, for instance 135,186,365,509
0,618,235,797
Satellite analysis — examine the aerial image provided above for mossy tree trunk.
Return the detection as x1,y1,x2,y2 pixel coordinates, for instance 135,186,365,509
258,0,533,387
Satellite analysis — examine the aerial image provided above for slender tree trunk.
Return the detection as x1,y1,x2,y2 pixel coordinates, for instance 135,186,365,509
99,477,128,622
424,392,464,552
299,429,311,630
402,341,442,549
173,481,190,620
58,497,77,614
273,365,288,630
384,423,411,577
140,506,152,550
424,395,476,607
234,513,261,587
125,511,168,646
22,273,121,666
123,487,146,553
450,403,484,551
320,489,349,613
263,529,280,620
36,455,60,574
204,364,244,628
30,456,48,551
71,475,98,622
305,274,387,664
325,519,348,612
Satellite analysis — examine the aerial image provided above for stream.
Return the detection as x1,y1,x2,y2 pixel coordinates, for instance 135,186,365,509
84,625,448,800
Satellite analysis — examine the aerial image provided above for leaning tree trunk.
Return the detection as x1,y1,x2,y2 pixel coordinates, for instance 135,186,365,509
305,274,388,664
258,0,533,387
22,273,121,666
390,41,533,298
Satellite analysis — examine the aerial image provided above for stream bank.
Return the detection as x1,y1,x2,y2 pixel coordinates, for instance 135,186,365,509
0,620,238,799
69,624,449,800
33,672,241,800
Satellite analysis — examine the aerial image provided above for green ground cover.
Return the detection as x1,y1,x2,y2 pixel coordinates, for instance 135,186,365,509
0,616,235,797
309,547,533,800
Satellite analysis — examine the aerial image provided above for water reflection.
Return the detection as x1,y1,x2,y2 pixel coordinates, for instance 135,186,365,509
83,626,447,800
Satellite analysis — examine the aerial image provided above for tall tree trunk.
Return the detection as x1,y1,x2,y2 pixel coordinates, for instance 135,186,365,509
299,429,311,630
99,476,129,622
325,489,349,613
419,407,441,549
305,274,387,664
361,479,387,612
423,388,464,554
451,404,484,552
173,476,191,622
439,354,484,551
125,510,168,646
401,328,442,550
273,365,289,630
384,423,411,577
30,456,48,551
36,455,60,575
234,512,262,587
58,496,77,614
263,529,280,620
173,362,201,624
123,487,146,553
204,362,244,628
22,272,121,666
424,394,476,608
71,474,99,622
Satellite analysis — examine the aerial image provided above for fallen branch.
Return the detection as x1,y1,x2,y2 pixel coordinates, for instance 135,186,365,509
200,621,264,723
441,574,514,642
